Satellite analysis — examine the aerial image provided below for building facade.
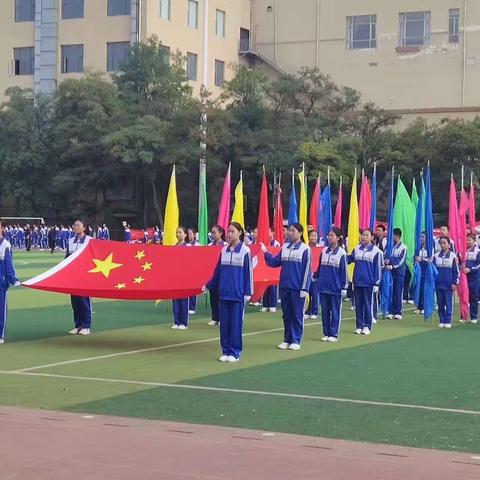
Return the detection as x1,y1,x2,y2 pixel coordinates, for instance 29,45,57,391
0,0,251,98
251,0,480,126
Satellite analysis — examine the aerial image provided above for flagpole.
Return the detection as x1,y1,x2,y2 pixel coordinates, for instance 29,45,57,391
461,164,465,191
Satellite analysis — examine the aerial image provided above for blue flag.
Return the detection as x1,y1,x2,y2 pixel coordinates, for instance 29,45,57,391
381,170,395,317
288,171,298,226
370,166,377,230
321,185,332,241
413,177,425,305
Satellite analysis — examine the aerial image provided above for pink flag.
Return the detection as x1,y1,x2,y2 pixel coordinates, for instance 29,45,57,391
216,163,231,230
273,185,284,244
256,171,270,245
358,172,372,230
334,179,343,228
469,179,476,234
309,177,320,233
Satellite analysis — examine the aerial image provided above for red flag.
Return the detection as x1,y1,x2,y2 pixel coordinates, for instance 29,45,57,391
309,177,320,233
273,186,284,244
458,190,470,320
256,171,270,245
217,163,231,231
334,179,343,228
470,179,476,234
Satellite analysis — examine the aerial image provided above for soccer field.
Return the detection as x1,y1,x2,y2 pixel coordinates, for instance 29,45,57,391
1,251,479,454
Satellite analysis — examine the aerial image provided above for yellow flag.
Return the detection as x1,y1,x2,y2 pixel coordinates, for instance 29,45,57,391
347,170,359,280
231,171,244,228
298,165,308,241
163,165,179,246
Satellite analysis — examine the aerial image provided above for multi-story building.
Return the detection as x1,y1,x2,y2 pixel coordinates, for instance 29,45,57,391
0,0,251,98
251,0,480,127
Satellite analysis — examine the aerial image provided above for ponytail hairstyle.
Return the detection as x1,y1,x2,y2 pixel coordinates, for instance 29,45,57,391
212,224,226,241
229,222,245,242
329,227,344,247
290,222,304,241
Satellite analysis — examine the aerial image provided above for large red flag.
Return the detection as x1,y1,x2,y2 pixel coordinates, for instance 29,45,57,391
309,177,320,232
273,186,284,244
256,172,270,245
334,178,343,228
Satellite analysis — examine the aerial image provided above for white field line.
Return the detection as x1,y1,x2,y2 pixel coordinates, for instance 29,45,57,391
0,368,478,417
13,308,416,373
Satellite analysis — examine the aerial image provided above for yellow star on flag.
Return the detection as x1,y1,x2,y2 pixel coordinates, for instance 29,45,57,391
133,276,145,284
135,250,146,260
115,283,127,290
141,262,152,271
89,253,123,278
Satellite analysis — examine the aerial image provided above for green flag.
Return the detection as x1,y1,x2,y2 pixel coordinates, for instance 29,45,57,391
198,163,209,245
393,177,416,275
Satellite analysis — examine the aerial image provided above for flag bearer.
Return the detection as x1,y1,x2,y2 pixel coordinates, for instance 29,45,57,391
433,236,459,328
305,229,321,319
414,232,429,314
205,222,252,362
261,228,280,313
102,224,110,240
207,225,226,327
67,219,92,336
385,228,407,320
463,234,480,324
313,228,348,342
347,228,383,335
0,220,21,343
261,223,311,351
172,226,191,330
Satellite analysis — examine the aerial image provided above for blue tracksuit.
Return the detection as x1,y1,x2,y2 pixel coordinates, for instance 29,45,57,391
416,248,429,310
433,250,459,325
314,246,348,338
66,235,93,329
389,242,407,315
348,243,383,330
123,228,131,242
207,242,252,358
0,238,19,340
265,241,311,345
465,245,480,321
263,240,280,309
172,243,191,326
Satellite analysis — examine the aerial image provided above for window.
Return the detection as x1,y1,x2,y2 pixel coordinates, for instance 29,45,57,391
13,47,34,75
62,0,84,19
214,60,225,87
15,0,35,22
107,0,130,16
187,0,198,29
186,52,197,81
449,9,460,44
240,28,250,52
61,44,84,73
216,10,226,37
160,45,171,64
160,0,170,20
346,15,376,49
107,42,130,71
399,11,431,47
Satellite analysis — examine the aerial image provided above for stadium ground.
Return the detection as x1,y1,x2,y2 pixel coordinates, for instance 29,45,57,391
0,252,479,473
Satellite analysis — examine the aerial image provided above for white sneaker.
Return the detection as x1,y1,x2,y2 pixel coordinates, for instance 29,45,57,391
227,355,239,362
408,300,415,304
386,314,394,319
350,306,355,311
219,355,228,362
261,307,268,312
402,300,406,304
310,315,318,319
0,339,4,344
171,324,179,329
254,302,261,307
208,320,218,326
327,337,338,342
354,328,362,335
372,318,377,324
420,310,424,314
188,310,196,315
288,343,301,351
471,319,478,324
414,310,421,314
459,319,465,323
361,327,371,335
177,325,187,330
321,336,329,342
304,314,311,319
269,307,277,313
444,324,452,329
68,328,80,335
438,323,445,328
277,342,289,350
78,328,91,336
393,315,403,320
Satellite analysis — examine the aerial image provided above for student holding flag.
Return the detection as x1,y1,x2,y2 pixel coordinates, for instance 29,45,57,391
262,228,280,313
433,236,459,328
261,223,311,351
172,227,191,330
463,233,480,323
207,225,227,327
204,222,252,362
414,232,429,314
347,228,383,335
385,228,407,320
313,227,348,342
305,229,321,319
